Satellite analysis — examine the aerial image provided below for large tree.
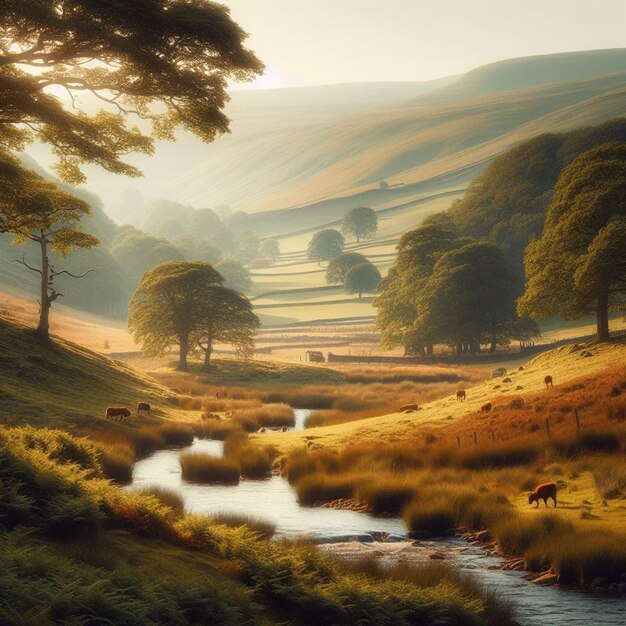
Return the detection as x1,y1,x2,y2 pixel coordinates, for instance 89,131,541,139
191,285,259,370
415,243,535,355
325,252,368,285
518,143,626,341
341,206,378,243
307,229,344,264
344,262,381,299
128,261,223,370
374,225,468,354
0,1,263,183
0,151,98,340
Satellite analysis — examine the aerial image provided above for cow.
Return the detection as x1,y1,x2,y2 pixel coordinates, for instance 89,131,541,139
106,406,131,421
544,375,554,389
480,401,493,413
456,389,466,401
529,482,557,507
137,402,151,416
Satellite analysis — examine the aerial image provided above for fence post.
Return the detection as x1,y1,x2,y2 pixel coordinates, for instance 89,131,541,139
456,435,461,449
545,417,550,435
473,431,477,447
491,430,495,442
574,409,580,432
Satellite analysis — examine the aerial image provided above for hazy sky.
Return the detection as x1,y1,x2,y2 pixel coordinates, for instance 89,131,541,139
225,0,626,89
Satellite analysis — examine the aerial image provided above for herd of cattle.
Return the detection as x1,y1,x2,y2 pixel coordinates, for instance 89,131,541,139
105,402,151,421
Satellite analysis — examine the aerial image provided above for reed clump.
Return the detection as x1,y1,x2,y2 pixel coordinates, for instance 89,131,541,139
179,452,240,484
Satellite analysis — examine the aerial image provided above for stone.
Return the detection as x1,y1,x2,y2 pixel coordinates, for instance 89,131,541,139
429,552,446,560
502,377,512,383
409,530,434,540
515,385,524,390
491,368,507,379
518,366,525,371
592,577,610,588
533,572,558,586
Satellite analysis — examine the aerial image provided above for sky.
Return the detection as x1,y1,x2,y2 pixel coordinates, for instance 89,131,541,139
224,0,626,89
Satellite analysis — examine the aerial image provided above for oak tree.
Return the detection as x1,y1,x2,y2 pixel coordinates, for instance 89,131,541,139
518,143,626,341
0,0,263,183
344,262,381,298
0,151,98,340
341,207,377,243
325,252,368,285
307,229,344,264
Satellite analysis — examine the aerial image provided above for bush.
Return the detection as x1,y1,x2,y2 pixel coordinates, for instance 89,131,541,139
158,423,194,447
180,452,240,484
137,486,185,517
295,473,359,505
357,480,418,515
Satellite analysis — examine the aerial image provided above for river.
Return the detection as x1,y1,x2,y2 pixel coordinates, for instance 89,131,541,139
128,433,626,625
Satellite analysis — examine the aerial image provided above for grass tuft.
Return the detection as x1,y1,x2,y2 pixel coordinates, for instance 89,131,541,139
180,452,240,484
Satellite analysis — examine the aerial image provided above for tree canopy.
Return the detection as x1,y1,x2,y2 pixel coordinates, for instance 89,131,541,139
260,238,280,261
0,150,98,339
128,261,223,370
0,1,263,183
215,258,252,294
518,143,626,341
414,242,534,354
344,262,381,298
341,206,378,242
307,229,344,263
325,252,368,285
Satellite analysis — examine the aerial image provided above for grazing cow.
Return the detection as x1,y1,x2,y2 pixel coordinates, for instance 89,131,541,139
544,375,554,389
529,482,557,507
137,402,151,415
106,406,131,421
399,403,419,413
480,401,492,413
456,389,466,401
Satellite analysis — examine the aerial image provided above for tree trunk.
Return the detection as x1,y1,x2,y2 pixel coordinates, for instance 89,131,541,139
426,344,433,356
178,334,189,371
201,332,213,371
35,237,50,342
596,292,610,342
490,330,497,353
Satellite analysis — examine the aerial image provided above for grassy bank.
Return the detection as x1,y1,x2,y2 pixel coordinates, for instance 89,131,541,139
0,425,514,625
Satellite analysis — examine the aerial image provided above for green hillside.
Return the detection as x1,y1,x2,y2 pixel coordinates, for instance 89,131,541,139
0,316,182,429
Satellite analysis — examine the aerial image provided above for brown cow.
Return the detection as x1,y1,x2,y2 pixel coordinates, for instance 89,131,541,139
137,402,151,415
544,375,554,389
106,406,131,421
456,389,466,401
529,482,557,507
480,401,492,413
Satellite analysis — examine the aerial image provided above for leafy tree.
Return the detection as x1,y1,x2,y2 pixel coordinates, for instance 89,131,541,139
128,261,223,370
234,231,260,264
344,263,381,298
341,207,378,243
191,285,259,370
111,229,184,289
0,1,262,183
260,238,280,261
414,243,534,354
374,225,468,354
518,143,626,341
0,151,98,340
326,252,368,285
307,229,344,264
216,258,252,293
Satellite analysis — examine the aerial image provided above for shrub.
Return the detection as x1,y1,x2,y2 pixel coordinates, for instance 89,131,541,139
493,513,573,556
295,473,359,505
158,423,194,447
357,480,418,515
180,452,240,484
137,486,185,517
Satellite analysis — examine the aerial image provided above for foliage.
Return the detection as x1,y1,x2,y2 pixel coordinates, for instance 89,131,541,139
0,151,98,339
179,452,240,484
448,118,626,274
307,229,344,263
216,258,253,293
326,252,369,285
341,206,378,242
259,238,280,261
518,142,626,341
344,262,381,298
128,261,223,370
0,0,262,183
414,242,537,354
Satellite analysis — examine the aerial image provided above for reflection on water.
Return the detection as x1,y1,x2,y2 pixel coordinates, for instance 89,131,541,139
129,437,626,625
130,437,406,539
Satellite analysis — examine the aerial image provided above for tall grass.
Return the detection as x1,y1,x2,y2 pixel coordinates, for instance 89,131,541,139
210,512,276,539
295,473,361,505
136,486,185,517
158,423,194,447
234,445,272,479
179,452,240,484
357,479,418,515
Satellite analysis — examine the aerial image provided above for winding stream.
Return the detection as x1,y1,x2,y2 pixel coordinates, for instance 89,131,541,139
129,431,626,626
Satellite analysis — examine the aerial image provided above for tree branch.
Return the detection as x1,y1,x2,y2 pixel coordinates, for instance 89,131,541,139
50,268,97,280
12,256,42,275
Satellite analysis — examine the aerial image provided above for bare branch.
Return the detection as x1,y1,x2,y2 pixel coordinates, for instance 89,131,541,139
12,256,42,275
50,268,98,280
